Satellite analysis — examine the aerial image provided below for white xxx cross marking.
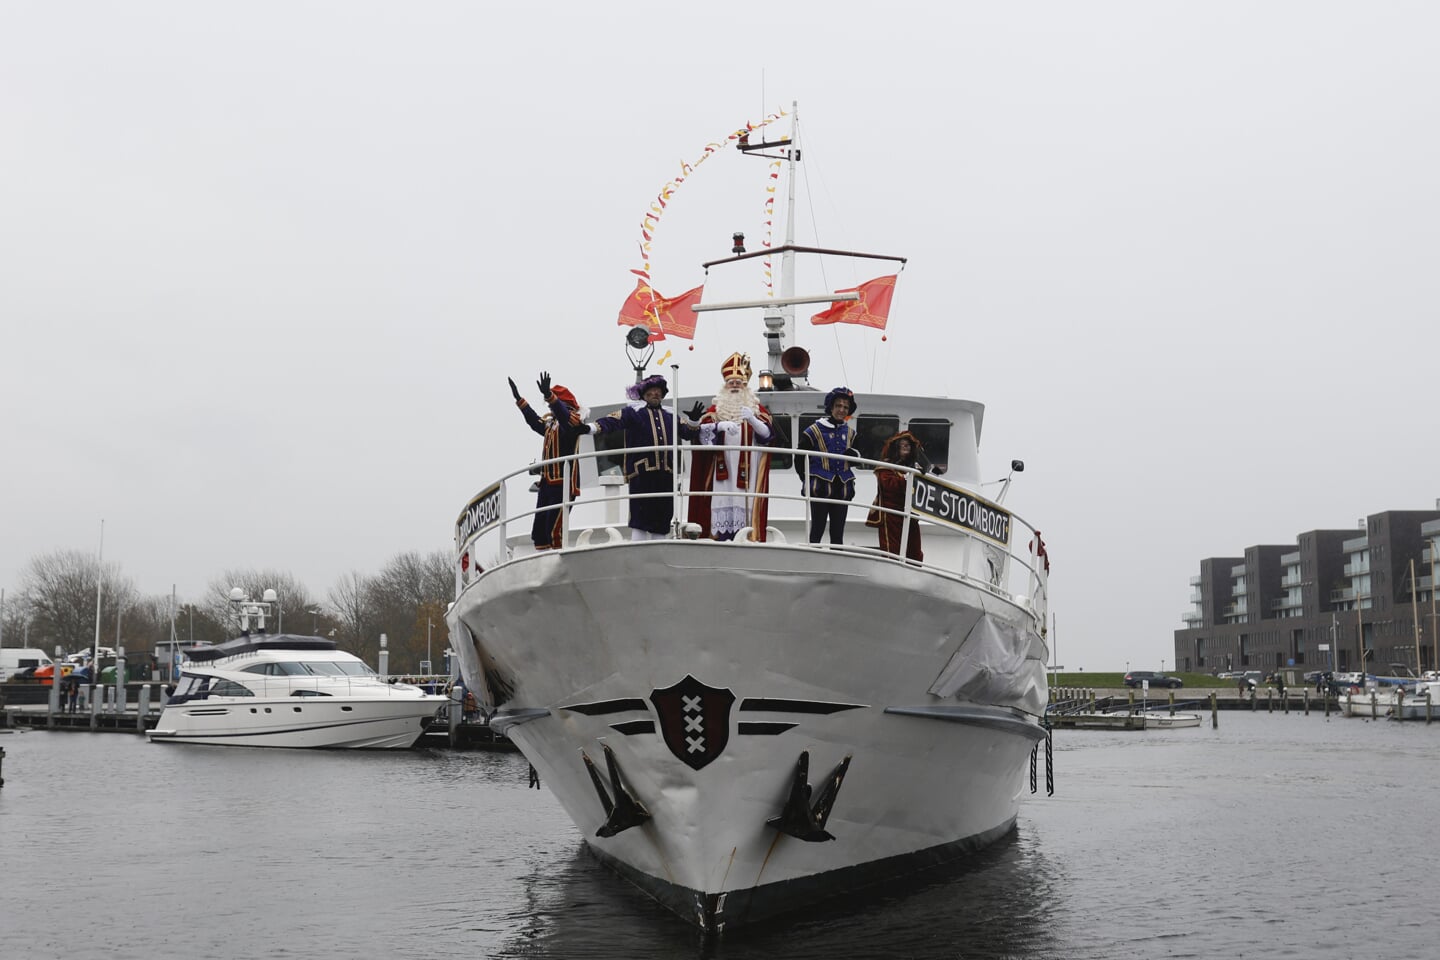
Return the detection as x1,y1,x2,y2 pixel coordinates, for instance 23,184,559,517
687,735,706,753
685,715,703,733
683,695,702,711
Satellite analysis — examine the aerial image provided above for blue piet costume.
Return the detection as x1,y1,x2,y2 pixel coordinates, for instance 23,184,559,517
796,387,859,544
589,375,701,537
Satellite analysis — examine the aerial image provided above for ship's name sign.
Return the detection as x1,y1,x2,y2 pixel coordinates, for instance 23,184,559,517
456,483,503,545
911,476,1011,546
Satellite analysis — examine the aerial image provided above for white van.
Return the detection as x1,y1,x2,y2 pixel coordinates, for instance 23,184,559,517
1,647,55,682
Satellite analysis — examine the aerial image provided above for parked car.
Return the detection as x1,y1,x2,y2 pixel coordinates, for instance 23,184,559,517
1123,671,1183,689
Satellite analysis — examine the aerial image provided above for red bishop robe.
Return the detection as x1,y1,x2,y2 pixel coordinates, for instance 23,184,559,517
687,403,774,541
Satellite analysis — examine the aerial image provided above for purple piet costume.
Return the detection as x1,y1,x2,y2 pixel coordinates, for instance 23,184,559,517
590,375,701,535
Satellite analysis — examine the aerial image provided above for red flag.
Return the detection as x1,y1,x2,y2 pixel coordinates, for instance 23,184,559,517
809,274,898,330
1030,531,1050,574
616,279,703,340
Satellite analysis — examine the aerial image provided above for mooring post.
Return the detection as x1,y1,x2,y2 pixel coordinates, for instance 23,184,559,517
1168,691,1175,716
47,645,63,726
1371,691,1378,717
137,685,151,734
1427,691,1433,725
1210,693,1218,729
1303,689,1310,715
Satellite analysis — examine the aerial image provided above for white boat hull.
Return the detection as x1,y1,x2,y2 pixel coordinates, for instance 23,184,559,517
450,540,1048,929
149,695,447,749
1343,689,1440,721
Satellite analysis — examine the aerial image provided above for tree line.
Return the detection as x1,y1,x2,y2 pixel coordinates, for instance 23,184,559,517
0,549,455,674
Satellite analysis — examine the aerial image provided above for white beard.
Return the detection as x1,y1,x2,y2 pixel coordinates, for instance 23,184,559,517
712,386,758,423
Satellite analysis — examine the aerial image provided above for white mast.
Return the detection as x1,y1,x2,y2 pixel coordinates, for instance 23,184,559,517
763,102,801,371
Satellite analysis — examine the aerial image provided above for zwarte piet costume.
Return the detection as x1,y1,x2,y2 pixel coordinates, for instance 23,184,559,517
589,375,701,538
796,386,858,544
514,381,587,550
868,429,925,562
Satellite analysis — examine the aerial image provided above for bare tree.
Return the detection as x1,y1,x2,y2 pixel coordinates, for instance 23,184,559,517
328,571,376,662
17,549,137,656
365,550,453,673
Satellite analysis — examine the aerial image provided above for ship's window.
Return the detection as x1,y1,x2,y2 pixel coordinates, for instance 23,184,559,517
766,415,793,470
590,419,629,475
291,689,332,697
302,661,347,676
208,680,254,698
331,662,374,677
906,419,952,475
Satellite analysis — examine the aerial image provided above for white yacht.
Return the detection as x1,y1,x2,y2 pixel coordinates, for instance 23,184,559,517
447,106,1052,931
149,592,446,749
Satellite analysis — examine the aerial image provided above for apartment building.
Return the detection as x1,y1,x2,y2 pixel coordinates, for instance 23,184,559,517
1174,507,1440,676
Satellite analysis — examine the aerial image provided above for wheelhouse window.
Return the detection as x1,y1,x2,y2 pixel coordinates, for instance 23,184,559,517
591,426,628,476
906,418,952,474
208,680,255,698
300,661,374,677
767,415,794,470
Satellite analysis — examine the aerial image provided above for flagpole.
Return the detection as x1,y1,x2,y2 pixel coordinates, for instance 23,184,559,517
671,363,682,538
1412,559,1422,678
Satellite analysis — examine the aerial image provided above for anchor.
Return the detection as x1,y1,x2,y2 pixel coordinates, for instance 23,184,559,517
582,743,651,838
766,750,852,842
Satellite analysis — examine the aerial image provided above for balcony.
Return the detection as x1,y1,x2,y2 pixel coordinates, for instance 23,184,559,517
1343,562,1370,577
1280,573,1302,587
1182,611,1203,626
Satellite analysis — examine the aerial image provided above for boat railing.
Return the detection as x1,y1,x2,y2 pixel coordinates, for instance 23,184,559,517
455,441,1048,623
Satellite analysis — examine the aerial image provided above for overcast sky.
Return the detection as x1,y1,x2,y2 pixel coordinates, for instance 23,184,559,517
3,2,1437,669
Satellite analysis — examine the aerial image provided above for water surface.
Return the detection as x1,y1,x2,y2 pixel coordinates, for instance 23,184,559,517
1,711,1431,959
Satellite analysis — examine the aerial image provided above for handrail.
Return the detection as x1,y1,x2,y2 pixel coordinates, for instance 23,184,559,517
455,441,1048,623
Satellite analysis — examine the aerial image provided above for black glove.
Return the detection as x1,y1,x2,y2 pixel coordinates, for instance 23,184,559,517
508,377,522,402
537,371,552,397
686,401,705,422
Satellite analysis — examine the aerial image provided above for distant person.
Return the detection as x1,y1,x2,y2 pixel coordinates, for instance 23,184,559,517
1273,673,1286,696
796,387,859,545
64,672,80,714
510,371,588,551
585,374,701,540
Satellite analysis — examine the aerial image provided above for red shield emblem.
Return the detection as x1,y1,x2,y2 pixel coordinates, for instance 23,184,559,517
649,675,735,770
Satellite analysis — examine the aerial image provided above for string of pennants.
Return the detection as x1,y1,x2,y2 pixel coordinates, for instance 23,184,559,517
615,109,897,341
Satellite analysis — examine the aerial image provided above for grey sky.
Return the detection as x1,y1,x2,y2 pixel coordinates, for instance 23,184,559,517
3,2,1437,669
